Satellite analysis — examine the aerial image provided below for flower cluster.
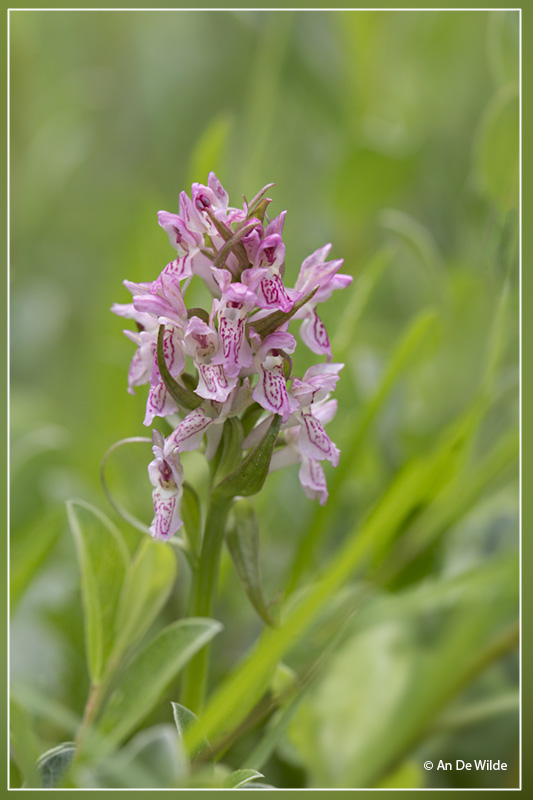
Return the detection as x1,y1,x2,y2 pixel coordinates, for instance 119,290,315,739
112,173,351,541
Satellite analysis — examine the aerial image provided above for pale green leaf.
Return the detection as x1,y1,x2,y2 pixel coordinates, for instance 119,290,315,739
226,499,276,627
84,725,188,788
171,701,198,738
98,618,222,748
113,537,177,660
9,698,42,788
171,701,212,761
224,769,264,788
215,418,244,483
10,506,65,610
67,500,129,682
214,414,282,499
37,743,75,789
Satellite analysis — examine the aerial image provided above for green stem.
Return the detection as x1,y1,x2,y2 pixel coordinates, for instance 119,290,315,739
181,490,232,714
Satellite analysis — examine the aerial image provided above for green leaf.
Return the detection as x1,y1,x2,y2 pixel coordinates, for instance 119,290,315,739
10,505,64,610
67,500,129,682
171,701,198,737
91,725,188,788
157,325,201,411
9,698,42,788
214,415,282,499
171,702,212,761
249,286,318,338
224,769,264,788
226,499,276,627
36,743,75,789
241,403,266,438
181,483,202,558
112,537,178,660
214,418,244,483
98,618,222,749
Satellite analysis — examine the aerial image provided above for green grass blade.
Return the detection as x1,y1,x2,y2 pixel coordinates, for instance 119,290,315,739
287,308,439,592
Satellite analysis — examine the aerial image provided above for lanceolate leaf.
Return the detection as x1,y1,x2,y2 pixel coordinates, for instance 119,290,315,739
214,418,244,483
214,415,282,500
67,500,129,682
226,499,276,627
10,505,65,610
171,702,212,761
112,537,178,660
98,618,222,749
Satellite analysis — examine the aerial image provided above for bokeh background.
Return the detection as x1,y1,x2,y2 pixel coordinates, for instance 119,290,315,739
10,9,519,789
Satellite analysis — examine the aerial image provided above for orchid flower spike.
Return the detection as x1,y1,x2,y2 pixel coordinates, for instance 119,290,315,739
112,173,352,539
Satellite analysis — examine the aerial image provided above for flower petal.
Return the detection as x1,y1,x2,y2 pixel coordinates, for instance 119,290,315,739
196,363,237,402
166,407,213,453
297,411,339,465
143,381,178,426
300,308,331,358
299,456,328,505
150,487,183,540
253,358,298,423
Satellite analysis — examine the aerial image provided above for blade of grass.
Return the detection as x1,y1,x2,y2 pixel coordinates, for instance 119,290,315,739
287,308,439,593
184,413,473,754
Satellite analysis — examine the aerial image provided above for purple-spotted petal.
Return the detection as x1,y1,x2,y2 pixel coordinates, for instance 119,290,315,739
196,363,237,402
256,273,293,312
166,407,213,453
297,411,339,466
149,490,182,540
158,210,202,252
291,362,344,406
213,315,253,377
179,191,207,234
143,382,178,426
160,256,194,283
127,338,155,394
150,326,185,386
207,171,229,210
300,308,331,359
253,356,298,423
184,316,219,362
256,234,285,270
257,331,297,359
299,456,328,505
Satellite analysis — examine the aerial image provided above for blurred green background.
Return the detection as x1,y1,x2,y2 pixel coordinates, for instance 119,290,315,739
10,9,519,789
